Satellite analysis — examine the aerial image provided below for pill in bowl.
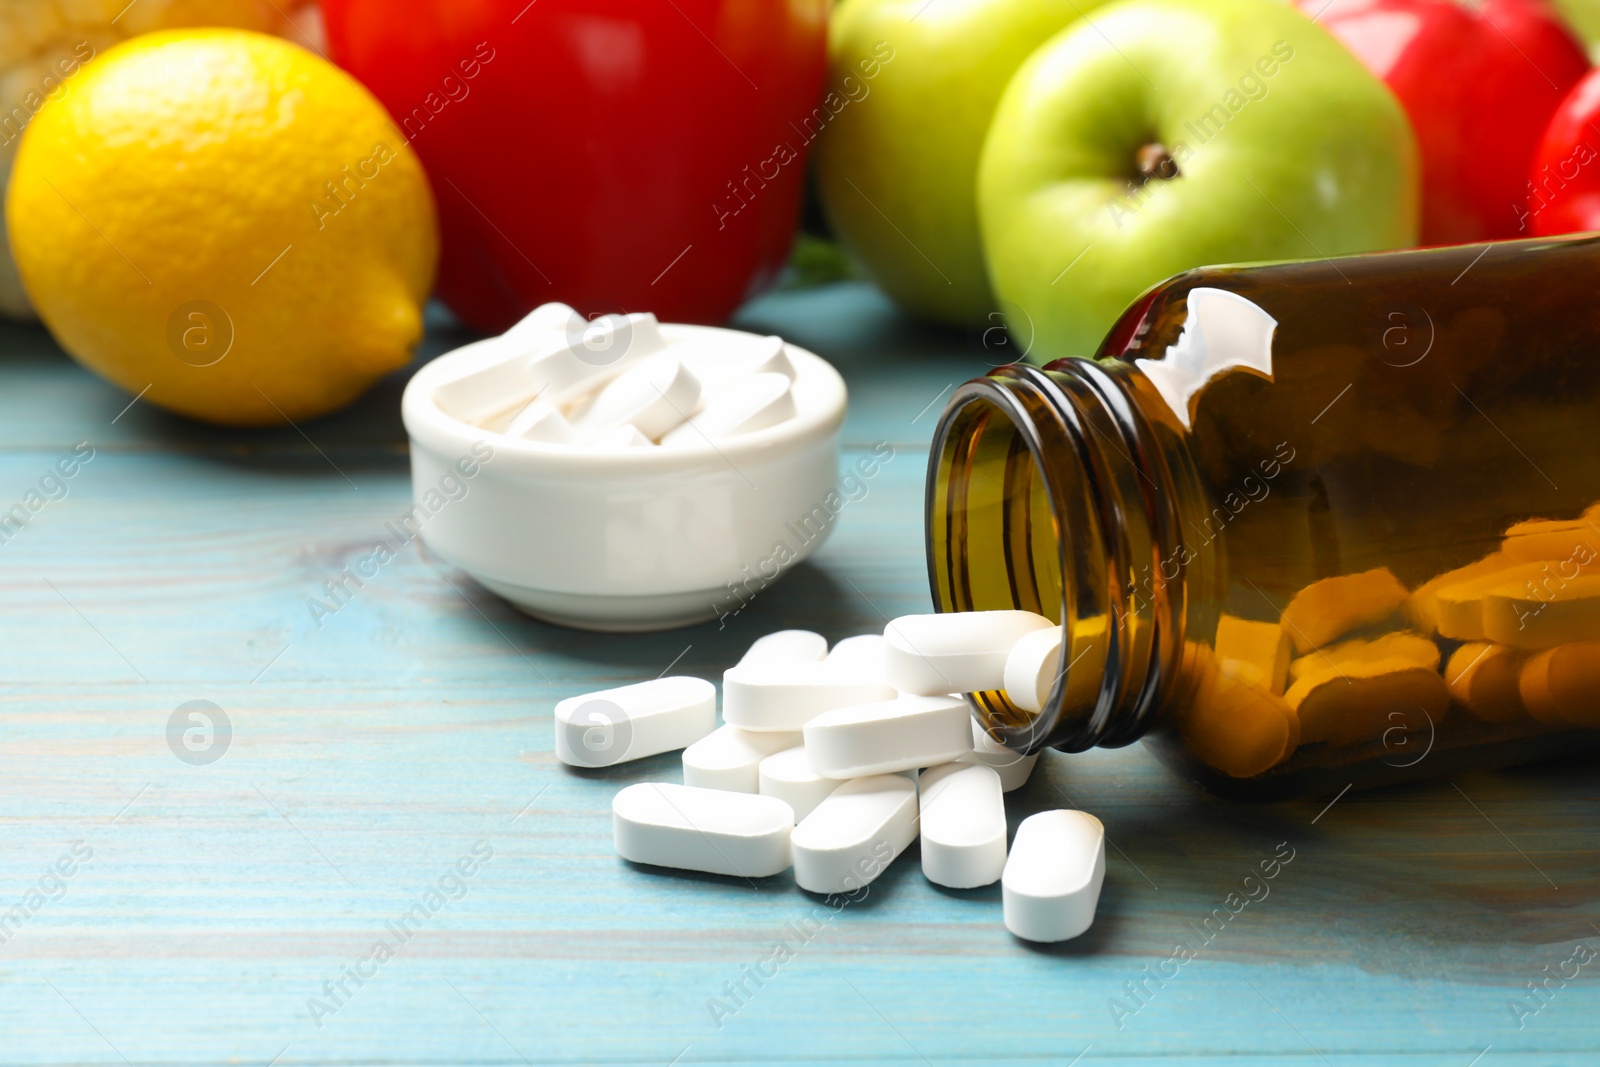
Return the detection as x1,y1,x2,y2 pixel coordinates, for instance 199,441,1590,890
402,304,847,632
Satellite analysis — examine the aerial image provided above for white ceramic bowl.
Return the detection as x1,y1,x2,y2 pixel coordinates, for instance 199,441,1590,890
402,323,847,632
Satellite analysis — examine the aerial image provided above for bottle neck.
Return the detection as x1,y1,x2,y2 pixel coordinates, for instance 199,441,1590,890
926,359,1202,753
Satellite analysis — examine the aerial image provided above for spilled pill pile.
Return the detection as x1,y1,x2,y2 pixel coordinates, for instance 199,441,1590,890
556,612,1107,943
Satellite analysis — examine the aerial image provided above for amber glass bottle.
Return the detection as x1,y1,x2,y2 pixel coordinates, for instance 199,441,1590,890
928,235,1600,799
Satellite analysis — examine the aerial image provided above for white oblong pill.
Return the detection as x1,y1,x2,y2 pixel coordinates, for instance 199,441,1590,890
433,310,661,429
825,634,887,683
573,350,701,442
682,725,802,793
758,746,842,822
678,334,796,392
802,694,973,779
884,611,1056,695
722,661,897,732
791,774,918,894
613,782,793,878
553,677,716,768
491,316,665,427
1002,810,1105,943
660,372,796,446
957,717,1039,792
919,762,1007,889
565,312,666,370
1004,626,1065,713
737,630,829,669
592,423,653,449
746,337,796,379
540,312,667,405
429,339,543,426
504,301,585,341
504,398,576,442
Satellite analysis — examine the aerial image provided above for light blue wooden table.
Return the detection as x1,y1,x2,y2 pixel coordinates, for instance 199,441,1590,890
0,281,1596,1066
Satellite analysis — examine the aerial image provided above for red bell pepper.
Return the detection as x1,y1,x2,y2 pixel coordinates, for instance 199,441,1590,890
1525,68,1600,235
1304,0,1588,244
322,0,828,333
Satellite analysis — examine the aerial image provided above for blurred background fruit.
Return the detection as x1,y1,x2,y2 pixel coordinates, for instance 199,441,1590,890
1306,0,1588,244
0,0,323,320
321,0,827,334
978,0,1419,361
6,29,437,426
816,0,1106,328
1553,0,1600,61
1526,66,1600,234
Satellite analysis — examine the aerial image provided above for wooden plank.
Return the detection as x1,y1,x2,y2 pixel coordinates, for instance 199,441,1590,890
0,283,1595,1064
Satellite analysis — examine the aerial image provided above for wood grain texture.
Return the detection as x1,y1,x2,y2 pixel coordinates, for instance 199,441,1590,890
0,284,1595,1065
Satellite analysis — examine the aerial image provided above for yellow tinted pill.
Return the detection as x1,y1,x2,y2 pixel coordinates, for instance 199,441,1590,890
1408,553,1508,633
1518,649,1565,724
1501,517,1600,563
1481,574,1600,651
1286,657,1450,747
1281,567,1410,653
1180,645,1300,778
1287,631,1440,686
1215,614,1291,694
1444,642,1525,724
1518,643,1600,728
1433,560,1561,642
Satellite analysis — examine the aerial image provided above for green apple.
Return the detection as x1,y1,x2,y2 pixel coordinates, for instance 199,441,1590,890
1552,0,1600,63
977,0,1419,360
815,0,1108,327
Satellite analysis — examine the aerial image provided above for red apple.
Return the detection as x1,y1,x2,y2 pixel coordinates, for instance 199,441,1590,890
1306,0,1589,244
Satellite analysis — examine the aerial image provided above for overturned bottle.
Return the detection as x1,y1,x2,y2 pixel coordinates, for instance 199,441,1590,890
928,234,1600,799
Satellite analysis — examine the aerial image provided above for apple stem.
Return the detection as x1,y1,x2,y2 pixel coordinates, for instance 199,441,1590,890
1136,142,1180,183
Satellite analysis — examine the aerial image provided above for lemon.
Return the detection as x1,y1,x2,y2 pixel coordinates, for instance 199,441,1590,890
0,0,322,319
5,28,438,426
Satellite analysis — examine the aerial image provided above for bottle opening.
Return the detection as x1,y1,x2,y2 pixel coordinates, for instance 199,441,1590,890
926,361,1179,755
